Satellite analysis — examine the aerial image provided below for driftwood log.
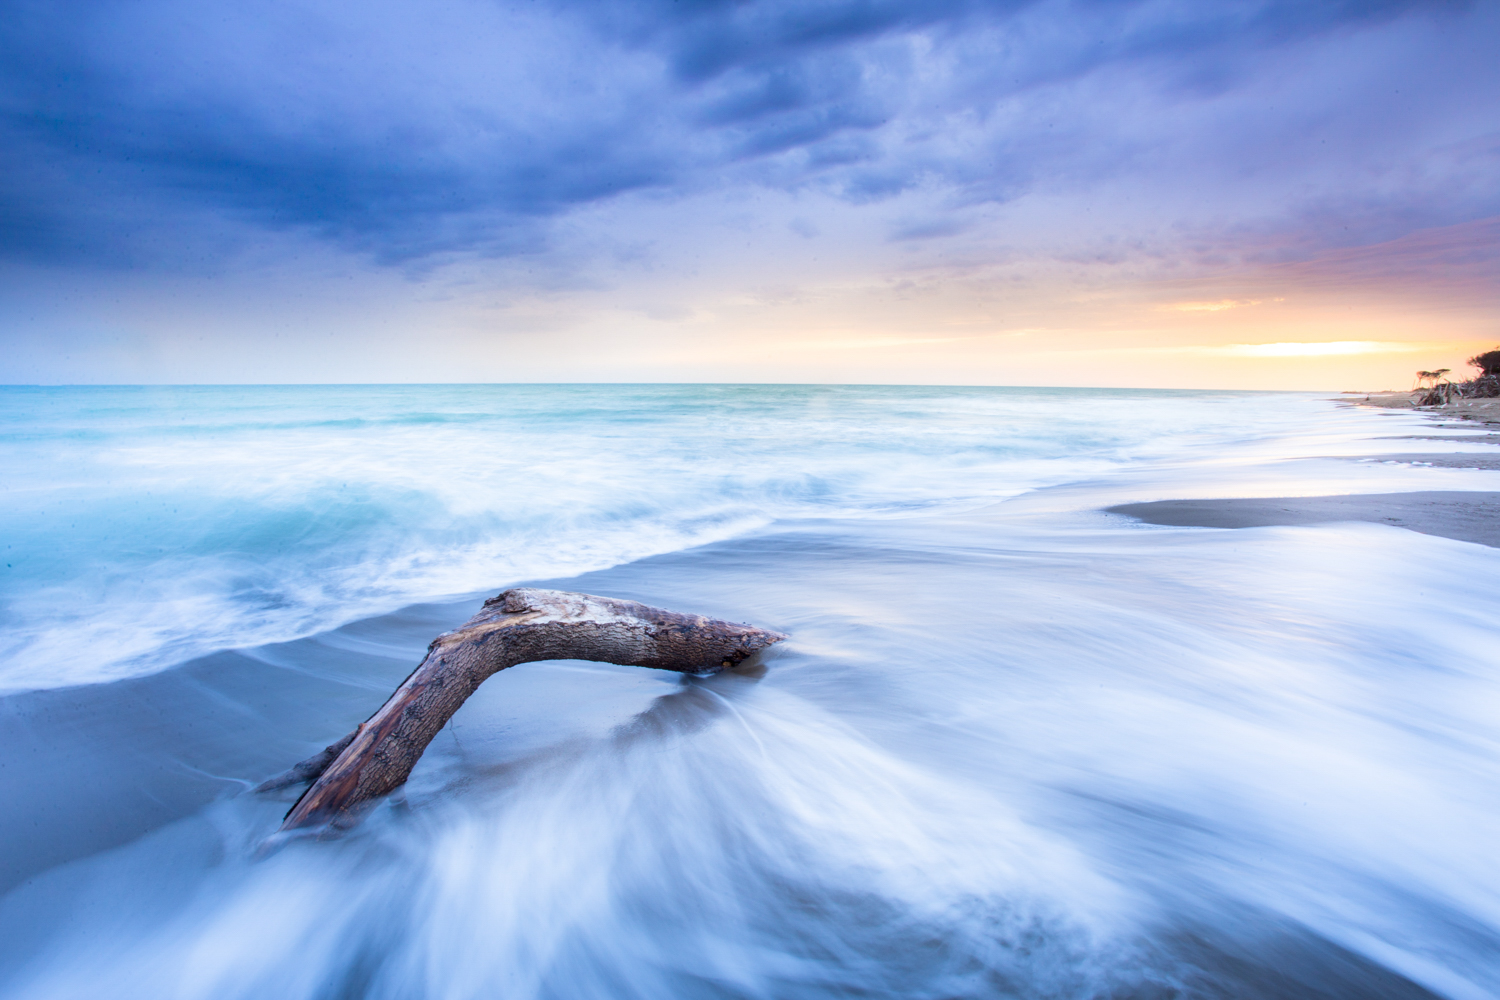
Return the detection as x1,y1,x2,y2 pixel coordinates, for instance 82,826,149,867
260,588,787,832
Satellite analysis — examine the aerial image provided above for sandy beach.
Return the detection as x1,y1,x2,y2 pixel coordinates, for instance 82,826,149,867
1347,391,1500,424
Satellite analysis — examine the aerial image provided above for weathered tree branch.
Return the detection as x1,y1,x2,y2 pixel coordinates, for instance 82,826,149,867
264,588,787,832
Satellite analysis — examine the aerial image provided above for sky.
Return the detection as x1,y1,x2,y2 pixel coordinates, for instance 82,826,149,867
1,0,1497,388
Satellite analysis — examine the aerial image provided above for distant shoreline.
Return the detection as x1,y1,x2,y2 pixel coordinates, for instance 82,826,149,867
1345,391,1500,425
1109,398,1500,547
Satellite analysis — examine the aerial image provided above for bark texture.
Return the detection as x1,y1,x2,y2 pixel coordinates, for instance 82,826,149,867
268,588,786,831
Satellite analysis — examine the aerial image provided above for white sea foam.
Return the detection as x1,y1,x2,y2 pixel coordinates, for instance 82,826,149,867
0,384,1408,693
4,386,1500,999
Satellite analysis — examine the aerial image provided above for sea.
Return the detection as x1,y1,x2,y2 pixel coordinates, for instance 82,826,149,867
1,383,1498,1000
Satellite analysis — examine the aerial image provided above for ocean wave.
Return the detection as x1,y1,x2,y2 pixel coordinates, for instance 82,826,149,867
0,385,1347,692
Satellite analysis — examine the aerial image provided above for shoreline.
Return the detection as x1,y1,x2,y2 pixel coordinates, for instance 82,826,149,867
1109,491,1500,548
1110,400,1500,546
1344,391,1500,425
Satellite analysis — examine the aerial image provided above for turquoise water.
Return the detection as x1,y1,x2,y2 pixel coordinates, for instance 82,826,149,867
1,384,1314,692
3,385,1500,999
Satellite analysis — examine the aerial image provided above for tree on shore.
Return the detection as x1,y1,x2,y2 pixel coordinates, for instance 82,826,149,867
1411,349,1500,404
1468,349,1500,378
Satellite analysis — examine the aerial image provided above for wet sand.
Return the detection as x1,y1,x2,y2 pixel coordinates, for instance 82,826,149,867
0,599,457,895
1109,491,1500,547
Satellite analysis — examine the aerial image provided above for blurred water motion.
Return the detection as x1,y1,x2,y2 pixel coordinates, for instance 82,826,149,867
1,386,1497,998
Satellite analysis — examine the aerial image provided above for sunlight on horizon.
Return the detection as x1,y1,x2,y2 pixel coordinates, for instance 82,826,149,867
1221,341,1430,357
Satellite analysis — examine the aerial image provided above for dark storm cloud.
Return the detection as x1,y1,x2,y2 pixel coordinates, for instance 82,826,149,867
0,0,1481,268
